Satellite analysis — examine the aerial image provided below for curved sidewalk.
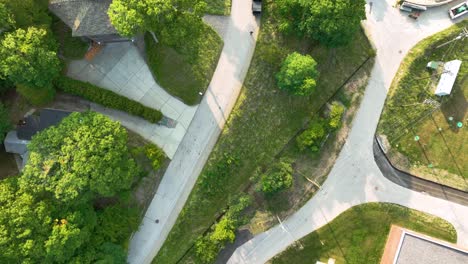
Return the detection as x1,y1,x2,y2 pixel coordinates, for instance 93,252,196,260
227,1,468,263
127,1,260,263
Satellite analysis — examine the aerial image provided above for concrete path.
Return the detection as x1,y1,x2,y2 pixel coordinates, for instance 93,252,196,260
67,42,197,158
127,1,260,263
227,1,468,263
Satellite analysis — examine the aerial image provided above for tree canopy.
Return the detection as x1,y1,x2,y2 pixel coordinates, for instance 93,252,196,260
0,102,11,142
0,2,15,32
0,27,61,89
276,52,318,96
0,0,51,29
108,0,206,38
276,0,366,47
20,111,137,203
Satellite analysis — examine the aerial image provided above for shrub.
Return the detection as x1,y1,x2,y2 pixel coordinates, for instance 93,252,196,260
194,195,251,263
0,102,11,142
54,76,163,123
297,118,327,152
276,52,318,96
328,102,345,130
259,160,293,194
144,144,166,171
16,84,55,106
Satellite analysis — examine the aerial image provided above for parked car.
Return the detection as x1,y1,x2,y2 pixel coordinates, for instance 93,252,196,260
449,1,468,19
252,0,262,14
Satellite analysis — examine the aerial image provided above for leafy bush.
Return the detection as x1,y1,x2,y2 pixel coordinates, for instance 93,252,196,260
194,195,251,263
259,160,293,194
144,144,165,171
16,84,56,106
296,118,327,152
0,102,11,142
54,76,163,123
94,205,140,247
328,102,345,130
276,52,318,96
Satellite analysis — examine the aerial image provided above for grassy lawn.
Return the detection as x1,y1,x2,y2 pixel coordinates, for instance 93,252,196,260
270,203,457,264
205,0,231,15
378,21,468,190
145,21,223,106
154,1,374,262
51,15,89,60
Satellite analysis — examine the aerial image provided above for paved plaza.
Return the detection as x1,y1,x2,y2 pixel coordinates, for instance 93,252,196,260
67,42,197,158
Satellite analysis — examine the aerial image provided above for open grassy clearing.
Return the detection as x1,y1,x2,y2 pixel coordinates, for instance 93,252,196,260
205,0,231,15
270,203,457,264
378,21,467,190
145,21,223,106
154,1,374,262
51,15,89,60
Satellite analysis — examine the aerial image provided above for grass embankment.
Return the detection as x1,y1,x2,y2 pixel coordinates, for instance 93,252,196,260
154,1,374,262
205,0,231,15
271,203,457,264
145,21,223,106
379,21,468,190
51,15,89,60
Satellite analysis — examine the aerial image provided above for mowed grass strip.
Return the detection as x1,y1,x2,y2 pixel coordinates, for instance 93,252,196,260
154,1,373,263
145,21,223,106
270,203,457,264
205,0,232,15
379,21,467,188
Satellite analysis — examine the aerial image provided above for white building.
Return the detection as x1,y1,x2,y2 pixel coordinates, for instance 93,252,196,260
434,60,462,96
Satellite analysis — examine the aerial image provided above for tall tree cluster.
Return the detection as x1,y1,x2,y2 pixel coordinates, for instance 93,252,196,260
276,0,366,47
0,0,61,104
108,0,207,43
0,112,140,263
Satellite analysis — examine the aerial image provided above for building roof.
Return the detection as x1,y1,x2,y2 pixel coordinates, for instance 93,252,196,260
49,0,118,37
4,131,29,155
17,109,71,140
434,60,462,96
381,225,468,264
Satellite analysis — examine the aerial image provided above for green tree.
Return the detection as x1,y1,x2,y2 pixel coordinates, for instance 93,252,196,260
0,102,11,142
299,0,366,47
276,52,318,96
20,112,138,203
108,0,206,38
0,27,61,89
0,0,51,28
259,160,293,194
297,118,327,152
0,2,15,32
328,101,345,130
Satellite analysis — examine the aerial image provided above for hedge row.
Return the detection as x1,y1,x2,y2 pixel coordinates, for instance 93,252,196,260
54,76,163,123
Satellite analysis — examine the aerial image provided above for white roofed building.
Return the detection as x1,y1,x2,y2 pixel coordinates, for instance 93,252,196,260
434,60,462,96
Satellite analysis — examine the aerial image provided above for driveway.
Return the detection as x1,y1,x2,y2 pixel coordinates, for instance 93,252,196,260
127,1,260,263
67,42,197,158
227,1,468,263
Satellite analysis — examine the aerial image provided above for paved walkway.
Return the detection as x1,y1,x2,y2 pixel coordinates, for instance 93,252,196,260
67,42,197,158
227,1,468,263
127,1,260,263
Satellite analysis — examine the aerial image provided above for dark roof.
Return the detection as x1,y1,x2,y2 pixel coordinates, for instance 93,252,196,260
17,109,71,140
49,0,118,37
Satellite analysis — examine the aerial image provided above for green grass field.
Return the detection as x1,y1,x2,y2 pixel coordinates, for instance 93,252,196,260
379,21,467,190
145,21,223,106
153,1,373,263
270,203,457,264
205,0,232,15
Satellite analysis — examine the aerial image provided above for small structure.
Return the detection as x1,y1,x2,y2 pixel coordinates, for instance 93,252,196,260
426,61,443,70
4,109,71,170
49,0,128,43
381,225,468,264
434,60,462,96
